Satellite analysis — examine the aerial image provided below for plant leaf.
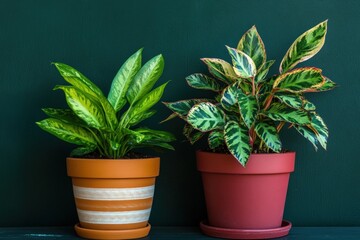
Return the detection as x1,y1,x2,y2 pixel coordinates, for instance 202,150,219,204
255,60,275,83
312,77,336,92
163,99,210,120
70,145,97,157
183,124,204,144
265,102,311,125
126,54,164,105
108,48,142,112
274,93,303,109
309,113,328,150
238,92,258,128
294,125,319,151
208,130,225,149
186,73,222,92
125,82,168,126
187,102,225,132
280,20,328,73
255,121,282,152
220,83,239,112
201,58,237,84
134,128,176,143
129,109,157,126
273,67,325,93
224,121,250,166
42,108,85,125
227,46,257,78
36,118,96,146
237,25,266,70
55,86,108,130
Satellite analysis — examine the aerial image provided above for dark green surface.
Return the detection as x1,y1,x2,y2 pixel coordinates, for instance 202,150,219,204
0,0,359,227
0,227,360,239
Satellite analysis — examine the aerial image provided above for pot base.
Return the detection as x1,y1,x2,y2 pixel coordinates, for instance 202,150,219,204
200,220,291,239
74,223,151,240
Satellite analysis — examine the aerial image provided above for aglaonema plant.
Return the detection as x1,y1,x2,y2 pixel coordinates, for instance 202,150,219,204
37,49,175,158
164,20,335,166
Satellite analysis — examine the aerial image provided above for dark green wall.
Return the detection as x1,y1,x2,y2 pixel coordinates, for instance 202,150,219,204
0,0,359,227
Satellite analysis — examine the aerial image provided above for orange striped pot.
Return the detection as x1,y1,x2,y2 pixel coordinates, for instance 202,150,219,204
67,157,160,240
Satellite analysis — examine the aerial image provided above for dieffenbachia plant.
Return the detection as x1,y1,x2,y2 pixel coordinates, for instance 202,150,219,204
37,49,175,158
164,20,335,166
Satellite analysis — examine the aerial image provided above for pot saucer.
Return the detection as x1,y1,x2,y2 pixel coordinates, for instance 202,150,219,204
200,220,292,239
74,223,151,240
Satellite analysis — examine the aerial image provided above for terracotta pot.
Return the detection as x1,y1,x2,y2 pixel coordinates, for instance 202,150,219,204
67,157,160,240
197,151,295,239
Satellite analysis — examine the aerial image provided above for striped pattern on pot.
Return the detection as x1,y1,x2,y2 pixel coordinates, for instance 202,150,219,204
72,178,155,230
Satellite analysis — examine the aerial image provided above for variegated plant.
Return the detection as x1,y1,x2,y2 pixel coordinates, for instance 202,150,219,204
164,20,335,166
37,49,175,158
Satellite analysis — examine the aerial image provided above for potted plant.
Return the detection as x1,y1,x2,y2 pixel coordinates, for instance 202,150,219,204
164,20,335,239
36,48,175,240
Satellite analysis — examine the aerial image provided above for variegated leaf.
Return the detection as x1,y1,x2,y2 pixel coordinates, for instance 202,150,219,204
208,130,225,149
129,109,157,126
273,67,325,93
255,121,282,152
55,86,108,130
126,54,164,105
187,102,225,132
275,93,303,109
294,125,319,151
108,48,142,112
237,25,266,70
280,20,328,73
227,46,257,78
224,121,251,166
53,62,104,98
183,124,204,144
265,103,311,125
312,77,336,92
201,58,237,84
303,99,316,111
70,145,97,157
255,60,275,83
308,113,328,150
42,108,85,126
125,82,168,126
238,91,258,128
186,73,222,92
220,83,239,111
36,118,96,146
163,99,210,120
134,128,176,143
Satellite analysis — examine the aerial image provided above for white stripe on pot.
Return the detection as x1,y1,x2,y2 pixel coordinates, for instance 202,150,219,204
73,185,155,201
77,208,151,224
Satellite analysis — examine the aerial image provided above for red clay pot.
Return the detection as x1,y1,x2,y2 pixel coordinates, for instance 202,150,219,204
197,151,295,233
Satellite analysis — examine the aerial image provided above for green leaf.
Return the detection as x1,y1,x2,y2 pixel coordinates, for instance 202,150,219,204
108,48,142,112
126,54,164,105
134,128,176,143
255,121,282,152
312,77,336,92
42,108,85,125
303,100,316,111
70,145,97,157
36,118,96,146
129,109,157,126
237,25,266,70
294,125,319,151
53,62,104,98
227,46,257,78
183,124,204,144
201,58,237,84
187,102,225,132
224,121,251,166
55,86,108,130
186,73,222,92
265,102,311,125
125,82,168,126
280,20,328,73
238,92,258,128
163,99,210,120
208,130,225,149
309,113,328,150
275,93,303,109
273,67,325,93
220,83,239,112
255,60,275,83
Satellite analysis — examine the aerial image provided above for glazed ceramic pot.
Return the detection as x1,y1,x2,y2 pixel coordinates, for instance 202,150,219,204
197,151,295,239
67,157,160,240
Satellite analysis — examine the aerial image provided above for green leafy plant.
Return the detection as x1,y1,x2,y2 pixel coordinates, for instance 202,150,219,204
37,49,175,158
164,20,335,166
